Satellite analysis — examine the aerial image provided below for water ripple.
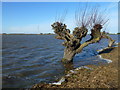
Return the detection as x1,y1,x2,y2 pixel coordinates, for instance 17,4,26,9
2,35,119,88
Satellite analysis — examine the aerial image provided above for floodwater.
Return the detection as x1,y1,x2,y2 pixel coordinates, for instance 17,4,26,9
2,34,119,88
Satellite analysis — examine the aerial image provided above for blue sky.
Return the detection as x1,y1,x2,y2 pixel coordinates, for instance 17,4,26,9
2,2,118,34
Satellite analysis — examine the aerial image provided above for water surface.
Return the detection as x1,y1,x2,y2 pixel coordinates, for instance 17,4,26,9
2,34,119,88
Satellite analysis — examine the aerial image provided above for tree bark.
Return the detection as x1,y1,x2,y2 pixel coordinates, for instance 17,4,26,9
103,35,115,47
62,48,76,63
51,22,115,64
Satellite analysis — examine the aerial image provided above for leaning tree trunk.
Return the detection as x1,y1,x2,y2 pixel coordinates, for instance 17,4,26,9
102,33,115,47
62,48,76,63
51,22,115,63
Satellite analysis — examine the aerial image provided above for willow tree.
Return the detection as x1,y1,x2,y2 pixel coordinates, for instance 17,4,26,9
51,6,115,63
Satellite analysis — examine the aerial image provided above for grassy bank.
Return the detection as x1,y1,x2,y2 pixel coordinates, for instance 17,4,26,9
32,44,119,88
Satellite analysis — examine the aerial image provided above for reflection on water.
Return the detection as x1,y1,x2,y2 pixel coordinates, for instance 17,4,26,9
2,35,119,88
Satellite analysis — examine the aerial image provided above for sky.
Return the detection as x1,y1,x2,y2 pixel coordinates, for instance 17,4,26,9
2,2,118,34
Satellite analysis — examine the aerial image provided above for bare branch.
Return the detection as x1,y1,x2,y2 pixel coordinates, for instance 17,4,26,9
101,31,115,47
89,7,109,28
51,4,115,63
54,9,68,23
76,37,101,53
51,22,74,42
60,9,68,23
73,26,88,40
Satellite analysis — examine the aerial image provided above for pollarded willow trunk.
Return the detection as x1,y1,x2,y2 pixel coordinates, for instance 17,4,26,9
102,31,115,47
51,22,115,63
62,48,76,63
51,6,116,63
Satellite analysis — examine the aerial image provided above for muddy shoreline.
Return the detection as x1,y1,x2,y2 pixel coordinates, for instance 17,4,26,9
32,43,119,88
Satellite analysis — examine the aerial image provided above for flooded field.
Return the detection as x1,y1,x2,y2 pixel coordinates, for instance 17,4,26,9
2,34,119,88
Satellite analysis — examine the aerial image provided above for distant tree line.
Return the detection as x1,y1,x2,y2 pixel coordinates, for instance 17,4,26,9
1,33,54,35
